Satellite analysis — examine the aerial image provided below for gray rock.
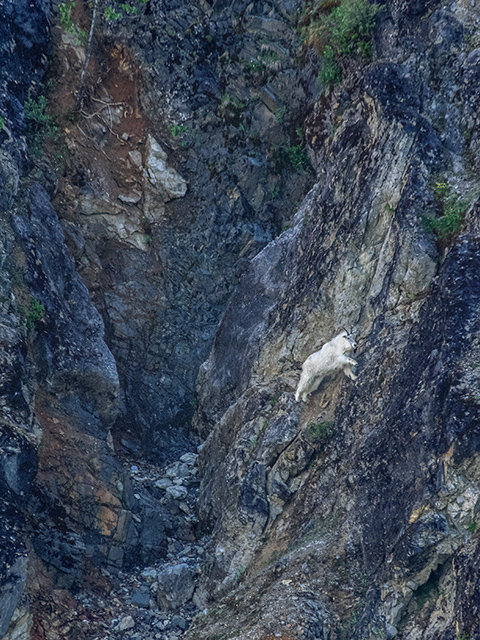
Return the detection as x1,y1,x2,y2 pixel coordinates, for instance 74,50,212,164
156,564,195,610
117,615,135,631
155,478,174,489
132,588,151,608
171,615,188,630
145,135,187,201
165,485,188,500
179,453,198,466
0,556,28,639
118,190,142,205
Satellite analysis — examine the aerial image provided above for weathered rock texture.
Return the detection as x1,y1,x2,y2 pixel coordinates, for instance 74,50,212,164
189,1,480,638
2,0,480,638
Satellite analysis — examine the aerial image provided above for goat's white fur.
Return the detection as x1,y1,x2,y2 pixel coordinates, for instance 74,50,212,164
295,331,357,403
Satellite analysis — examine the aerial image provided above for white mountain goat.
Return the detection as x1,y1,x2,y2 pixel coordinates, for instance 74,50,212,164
295,331,358,403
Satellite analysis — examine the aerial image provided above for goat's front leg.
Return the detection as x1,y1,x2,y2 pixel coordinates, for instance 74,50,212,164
344,366,358,381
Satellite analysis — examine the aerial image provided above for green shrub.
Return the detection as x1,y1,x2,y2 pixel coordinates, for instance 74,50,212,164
24,95,58,157
21,298,46,329
327,0,383,57
0,115,4,133
272,143,310,172
241,58,265,74
467,521,478,533
301,0,383,86
424,182,468,240
318,45,342,85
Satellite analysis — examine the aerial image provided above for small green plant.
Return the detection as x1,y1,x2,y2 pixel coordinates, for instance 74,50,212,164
119,3,137,14
247,435,258,452
0,115,4,133
233,566,246,582
59,1,76,33
456,634,470,640
270,186,280,199
424,182,468,240
170,124,188,137
274,105,287,123
21,298,46,329
319,45,342,85
307,420,333,443
144,234,152,244
104,5,122,20
467,521,478,533
272,143,310,172
24,95,58,157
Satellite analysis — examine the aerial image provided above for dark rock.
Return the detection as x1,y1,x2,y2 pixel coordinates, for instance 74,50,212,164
12,184,120,426
171,614,188,630
132,588,151,608
156,564,196,610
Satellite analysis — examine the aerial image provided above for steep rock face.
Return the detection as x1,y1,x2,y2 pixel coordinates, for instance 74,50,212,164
191,1,480,638
0,1,138,636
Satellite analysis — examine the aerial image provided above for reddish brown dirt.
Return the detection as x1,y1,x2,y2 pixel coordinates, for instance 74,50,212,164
45,2,149,224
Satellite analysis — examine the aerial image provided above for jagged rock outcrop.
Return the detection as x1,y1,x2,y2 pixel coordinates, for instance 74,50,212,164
189,1,480,638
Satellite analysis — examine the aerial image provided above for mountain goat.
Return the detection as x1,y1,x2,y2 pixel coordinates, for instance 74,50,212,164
295,331,358,403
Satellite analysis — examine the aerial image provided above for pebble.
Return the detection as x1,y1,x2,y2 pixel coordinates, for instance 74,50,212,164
117,615,135,631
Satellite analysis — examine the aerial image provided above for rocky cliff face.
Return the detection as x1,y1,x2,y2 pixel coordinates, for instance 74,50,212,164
2,0,480,639
190,1,480,638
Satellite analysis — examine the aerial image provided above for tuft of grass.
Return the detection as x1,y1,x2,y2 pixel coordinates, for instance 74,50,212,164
233,566,246,582
275,105,287,123
467,521,478,533
0,115,4,133
218,94,245,123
